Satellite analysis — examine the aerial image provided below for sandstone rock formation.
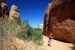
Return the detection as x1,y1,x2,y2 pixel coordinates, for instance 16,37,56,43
43,0,75,42
9,5,20,20
0,0,8,17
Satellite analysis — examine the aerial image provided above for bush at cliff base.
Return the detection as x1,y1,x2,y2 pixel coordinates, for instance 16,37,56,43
17,23,43,45
15,18,43,45
72,33,75,49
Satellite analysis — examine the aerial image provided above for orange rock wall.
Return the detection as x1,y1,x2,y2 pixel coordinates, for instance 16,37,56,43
43,0,75,42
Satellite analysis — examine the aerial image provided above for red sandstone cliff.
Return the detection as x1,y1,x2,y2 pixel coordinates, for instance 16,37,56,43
43,0,75,42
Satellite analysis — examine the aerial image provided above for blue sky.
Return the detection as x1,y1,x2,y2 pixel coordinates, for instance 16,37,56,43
6,0,52,27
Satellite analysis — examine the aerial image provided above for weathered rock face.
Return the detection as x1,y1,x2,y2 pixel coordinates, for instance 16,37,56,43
9,5,20,20
0,0,8,17
43,0,75,42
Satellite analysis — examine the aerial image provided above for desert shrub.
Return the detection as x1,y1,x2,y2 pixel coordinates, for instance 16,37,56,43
32,28,43,45
17,20,32,40
0,17,23,50
17,22,43,45
0,16,43,50
72,33,75,49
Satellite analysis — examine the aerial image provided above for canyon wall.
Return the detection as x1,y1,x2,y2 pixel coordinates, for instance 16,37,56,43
43,0,75,42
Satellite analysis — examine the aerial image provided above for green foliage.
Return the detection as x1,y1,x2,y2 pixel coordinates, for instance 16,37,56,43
72,34,75,43
32,29,43,41
32,29,43,45
72,33,75,49
0,16,43,47
17,21,43,44
17,20,32,40
0,17,22,40
0,17,22,50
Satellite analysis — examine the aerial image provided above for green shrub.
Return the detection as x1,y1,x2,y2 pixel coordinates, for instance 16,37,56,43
72,33,75,49
32,29,43,45
17,22,43,45
0,16,43,48
17,20,32,40
0,17,22,50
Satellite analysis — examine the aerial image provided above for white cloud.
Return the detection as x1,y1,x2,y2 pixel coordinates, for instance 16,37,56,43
40,24,43,26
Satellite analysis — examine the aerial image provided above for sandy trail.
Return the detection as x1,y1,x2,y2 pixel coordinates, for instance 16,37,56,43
43,36,73,50
12,36,74,50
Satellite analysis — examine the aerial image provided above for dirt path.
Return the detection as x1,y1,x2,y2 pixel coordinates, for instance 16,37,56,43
42,36,73,50
12,36,74,50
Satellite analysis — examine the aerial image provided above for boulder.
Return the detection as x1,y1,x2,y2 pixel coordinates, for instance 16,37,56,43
43,0,75,42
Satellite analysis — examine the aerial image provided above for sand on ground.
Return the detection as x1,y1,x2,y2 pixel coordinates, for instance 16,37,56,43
12,36,73,50
43,36,73,50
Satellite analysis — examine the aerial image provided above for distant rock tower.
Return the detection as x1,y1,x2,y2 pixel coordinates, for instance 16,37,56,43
9,5,20,20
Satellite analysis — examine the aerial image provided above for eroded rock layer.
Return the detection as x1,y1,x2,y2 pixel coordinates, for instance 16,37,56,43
43,0,75,42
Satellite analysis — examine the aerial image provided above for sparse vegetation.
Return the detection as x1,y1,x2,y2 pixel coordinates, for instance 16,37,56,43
0,17,22,50
72,33,75,50
17,21,43,44
0,16,43,50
